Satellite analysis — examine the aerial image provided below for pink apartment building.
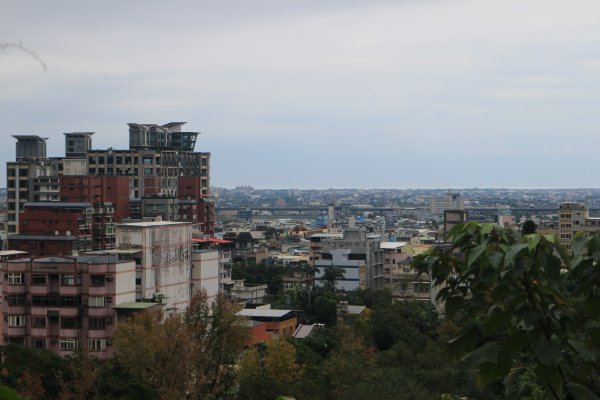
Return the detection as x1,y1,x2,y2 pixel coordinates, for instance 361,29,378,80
2,254,136,359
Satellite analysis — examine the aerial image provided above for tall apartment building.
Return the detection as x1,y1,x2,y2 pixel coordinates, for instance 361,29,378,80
313,228,384,290
429,192,464,214
2,254,136,359
7,122,214,242
558,202,600,248
115,221,193,312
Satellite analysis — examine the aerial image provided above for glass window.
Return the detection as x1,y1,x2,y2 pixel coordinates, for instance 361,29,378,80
32,316,46,328
89,317,107,330
60,339,80,350
31,338,46,349
7,315,26,327
90,275,105,286
31,274,47,285
6,295,26,306
60,274,81,286
88,296,105,308
7,273,23,285
88,339,107,352
60,318,80,329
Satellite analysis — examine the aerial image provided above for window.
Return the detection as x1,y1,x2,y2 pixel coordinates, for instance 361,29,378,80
89,317,107,330
60,296,81,307
32,316,46,328
60,339,80,350
6,295,26,306
7,315,26,327
90,275,105,287
88,296,106,307
32,274,47,285
7,273,23,285
31,338,46,349
143,168,153,176
88,339,107,352
60,274,81,286
60,318,80,329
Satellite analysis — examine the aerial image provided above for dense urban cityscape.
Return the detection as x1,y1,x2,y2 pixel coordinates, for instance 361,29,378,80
0,126,598,399
4,0,600,398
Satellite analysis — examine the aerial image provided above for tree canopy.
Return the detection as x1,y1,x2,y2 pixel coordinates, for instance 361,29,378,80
414,222,600,399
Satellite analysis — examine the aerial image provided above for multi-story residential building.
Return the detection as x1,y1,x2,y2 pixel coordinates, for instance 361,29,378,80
444,209,467,240
381,241,432,300
558,202,600,249
8,202,95,257
1,253,136,359
313,228,384,290
63,132,94,158
116,220,193,312
429,192,464,214
191,244,220,302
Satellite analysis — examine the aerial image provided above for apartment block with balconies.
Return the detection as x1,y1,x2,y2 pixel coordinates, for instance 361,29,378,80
2,254,135,358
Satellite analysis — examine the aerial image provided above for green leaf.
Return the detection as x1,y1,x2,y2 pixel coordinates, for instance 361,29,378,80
477,358,511,387
462,342,501,368
572,235,592,258
527,234,542,253
584,296,600,319
445,296,464,319
491,284,510,303
568,339,597,363
531,340,562,366
467,244,487,269
504,243,528,266
482,310,512,337
488,251,504,269
566,383,600,400
448,330,477,357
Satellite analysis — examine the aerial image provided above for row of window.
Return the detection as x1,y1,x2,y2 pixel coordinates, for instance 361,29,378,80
59,338,111,351
6,273,112,286
6,315,112,329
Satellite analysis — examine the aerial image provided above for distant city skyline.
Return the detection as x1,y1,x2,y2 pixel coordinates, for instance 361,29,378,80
2,0,600,189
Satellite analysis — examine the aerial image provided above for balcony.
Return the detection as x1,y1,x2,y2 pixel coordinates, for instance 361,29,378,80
87,307,115,317
6,326,27,336
30,285,50,295
3,285,27,294
58,286,82,296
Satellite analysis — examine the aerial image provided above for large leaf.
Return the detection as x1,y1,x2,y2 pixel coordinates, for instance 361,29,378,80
566,383,600,400
584,296,600,319
503,243,528,266
482,310,512,337
531,340,563,366
445,296,464,319
567,339,597,363
447,330,477,357
467,244,487,269
462,342,501,368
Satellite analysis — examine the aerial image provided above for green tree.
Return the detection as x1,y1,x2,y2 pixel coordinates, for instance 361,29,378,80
321,265,344,292
114,291,247,400
521,219,537,235
413,222,600,399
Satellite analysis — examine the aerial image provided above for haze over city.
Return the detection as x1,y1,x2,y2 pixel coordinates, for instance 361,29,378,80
2,0,600,189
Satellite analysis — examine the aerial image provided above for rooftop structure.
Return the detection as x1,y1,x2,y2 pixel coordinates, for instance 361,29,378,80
128,122,199,152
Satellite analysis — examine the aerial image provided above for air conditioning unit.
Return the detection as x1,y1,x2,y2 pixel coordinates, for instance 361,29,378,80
106,317,113,325
105,275,113,282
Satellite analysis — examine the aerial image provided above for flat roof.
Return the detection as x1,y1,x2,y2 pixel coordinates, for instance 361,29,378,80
380,242,408,249
113,301,164,310
118,221,190,227
192,237,233,244
237,309,293,318
0,250,28,256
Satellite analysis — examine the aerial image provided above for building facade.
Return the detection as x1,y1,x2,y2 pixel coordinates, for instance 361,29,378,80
2,254,136,359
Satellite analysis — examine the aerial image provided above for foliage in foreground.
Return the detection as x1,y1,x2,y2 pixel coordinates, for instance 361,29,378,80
414,222,600,399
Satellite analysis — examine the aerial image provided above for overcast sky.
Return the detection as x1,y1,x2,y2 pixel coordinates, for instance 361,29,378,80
1,0,599,189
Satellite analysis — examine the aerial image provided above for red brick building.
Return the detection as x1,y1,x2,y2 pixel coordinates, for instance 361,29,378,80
60,175,130,222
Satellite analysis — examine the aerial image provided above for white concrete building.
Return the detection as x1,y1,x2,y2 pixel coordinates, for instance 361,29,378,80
116,221,192,312
191,248,220,301
429,192,464,214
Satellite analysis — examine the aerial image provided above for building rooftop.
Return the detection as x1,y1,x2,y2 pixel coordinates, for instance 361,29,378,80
380,242,408,249
237,309,293,318
0,250,28,257
113,301,164,310
118,221,190,228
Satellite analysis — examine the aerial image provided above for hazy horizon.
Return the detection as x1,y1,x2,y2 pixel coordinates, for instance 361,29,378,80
2,0,600,189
